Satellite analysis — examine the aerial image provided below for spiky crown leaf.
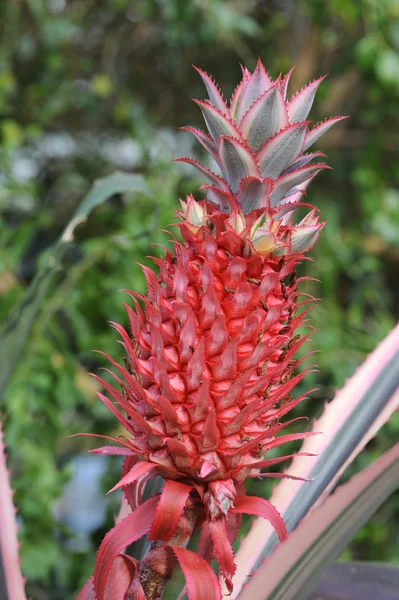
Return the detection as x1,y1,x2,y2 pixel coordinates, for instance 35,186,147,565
177,58,346,255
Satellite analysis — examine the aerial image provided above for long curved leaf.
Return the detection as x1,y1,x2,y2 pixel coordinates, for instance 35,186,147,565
0,172,151,401
93,494,158,600
231,323,399,597
237,443,399,600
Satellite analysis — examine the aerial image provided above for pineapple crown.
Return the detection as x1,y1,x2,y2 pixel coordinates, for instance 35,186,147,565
177,58,346,256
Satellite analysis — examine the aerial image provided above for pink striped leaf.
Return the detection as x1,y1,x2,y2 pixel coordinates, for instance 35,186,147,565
236,443,399,600
0,422,28,600
231,324,399,598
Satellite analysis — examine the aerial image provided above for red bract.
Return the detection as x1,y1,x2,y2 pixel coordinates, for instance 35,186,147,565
81,60,344,600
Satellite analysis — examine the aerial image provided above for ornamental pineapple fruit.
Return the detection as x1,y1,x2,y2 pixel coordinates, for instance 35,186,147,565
83,59,346,600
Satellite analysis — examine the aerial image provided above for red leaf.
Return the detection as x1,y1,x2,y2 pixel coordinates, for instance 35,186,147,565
172,546,222,600
104,554,140,600
75,576,95,600
94,495,158,600
149,481,193,542
107,461,154,494
231,495,286,542
208,517,235,593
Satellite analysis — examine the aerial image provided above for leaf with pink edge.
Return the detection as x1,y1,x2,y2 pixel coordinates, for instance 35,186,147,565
175,157,229,190
279,67,294,100
256,122,308,179
235,58,273,124
193,66,228,115
180,127,220,164
289,224,324,253
282,151,326,174
93,494,158,600
218,137,259,194
270,164,331,206
240,86,289,152
237,177,273,214
193,99,241,143
149,480,193,542
172,547,222,600
303,116,348,151
201,185,239,213
288,75,327,123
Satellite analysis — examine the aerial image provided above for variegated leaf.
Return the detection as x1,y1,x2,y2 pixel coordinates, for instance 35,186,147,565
303,116,348,151
194,100,241,143
279,67,294,100
237,177,273,214
282,151,326,174
288,76,327,123
175,157,229,190
218,137,259,194
289,224,323,253
269,164,330,206
240,86,289,152
194,66,228,115
235,59,273,124
256,122,308,179
180,127,220,164
201,185,238,213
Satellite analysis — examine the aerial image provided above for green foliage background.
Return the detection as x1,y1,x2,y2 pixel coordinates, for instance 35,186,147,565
0,0,398,598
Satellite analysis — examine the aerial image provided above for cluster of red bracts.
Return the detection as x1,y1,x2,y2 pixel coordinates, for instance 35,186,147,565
74,215,318,599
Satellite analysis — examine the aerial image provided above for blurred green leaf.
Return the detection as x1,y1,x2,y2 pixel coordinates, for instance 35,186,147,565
0,172,151,401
